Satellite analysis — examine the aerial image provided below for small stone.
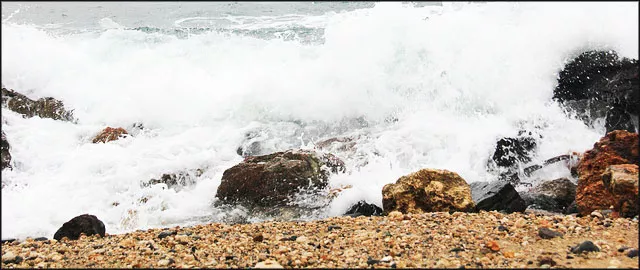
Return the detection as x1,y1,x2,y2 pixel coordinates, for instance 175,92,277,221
503,251,515,258
617,246,630,252
388,211,404,221
253,233,264,242
295,236,308,243
175,234,189,244
158,259,171,266
591,210,603,219
34,237,47,241
2,252,17,262
158,230,177,239
538,256,556,266
255,260,283,268
380,256,393,262
486,241,500,252
497,225,509,232
328,225,341,231
626,249,639,258
571,241,600,254
538,227,563,239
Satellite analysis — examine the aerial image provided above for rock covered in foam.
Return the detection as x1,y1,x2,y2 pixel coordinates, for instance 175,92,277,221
1,130,11,171
92,127,129,143
1,87,75,122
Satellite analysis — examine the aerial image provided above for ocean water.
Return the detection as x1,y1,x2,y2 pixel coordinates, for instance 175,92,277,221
1,2,637,240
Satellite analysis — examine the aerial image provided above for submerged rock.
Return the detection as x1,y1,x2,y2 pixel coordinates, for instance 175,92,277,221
521,178,576,213
142,168,205,191
1,87,75,122
470,181,526,213
553,50,639,133
575,130,638,216
92,127,129,143
53,214,106,241
382,169,475,214
1,130,11,171
216,149,345,208
601,164,638,218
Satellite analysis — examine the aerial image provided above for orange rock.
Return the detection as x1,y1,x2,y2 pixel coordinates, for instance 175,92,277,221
575,130,638,216
486,241,500,252
92,127,128,143
503,251,515,258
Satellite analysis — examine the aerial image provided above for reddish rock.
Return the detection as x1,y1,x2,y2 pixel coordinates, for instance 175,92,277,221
92,127,128,143
575,130,639,216
382,169,475,214
602,164,639,218
216,149,345,208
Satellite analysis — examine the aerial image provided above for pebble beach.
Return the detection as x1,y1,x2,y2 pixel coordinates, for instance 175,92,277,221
2,211,638,268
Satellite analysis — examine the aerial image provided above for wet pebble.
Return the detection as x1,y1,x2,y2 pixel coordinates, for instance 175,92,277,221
538,227,563,239
571,241,600,254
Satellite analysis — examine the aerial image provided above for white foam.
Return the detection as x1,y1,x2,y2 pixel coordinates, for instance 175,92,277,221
1,2,637,240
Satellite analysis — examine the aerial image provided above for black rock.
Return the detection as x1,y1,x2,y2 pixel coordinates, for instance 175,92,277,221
538,227,563,239
0,238,16,244
343,200,383,217
571,241,600,254
450,247,465,252
3,255,23,264
158,230,177,239
627,249,639,258
34,237,48,241
553,50,639,133
53,214,105,241
328,225,341,231
491,135,537,168
470,181,527,213
497,225,509,232
618,246,631,252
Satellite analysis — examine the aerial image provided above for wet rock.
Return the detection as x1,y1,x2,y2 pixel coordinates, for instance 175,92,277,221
382,169,475,214
34,237,48,241
315,136,357,153
0,238,16,244
553,50,639,133
157,230,177,239
92,127,128,143
1,130,11,171
470,181,526,213
521,178,576,213
538,227,563,239
216,149,345,208
575,130,638,216
142,168,205,191
1,87,75,122
571,241,600,254
343,200,383,217
601,164,638,218
491,135,538,168
53,214,106,241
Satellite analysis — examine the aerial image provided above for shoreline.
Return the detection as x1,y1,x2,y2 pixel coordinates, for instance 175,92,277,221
1,211,638,268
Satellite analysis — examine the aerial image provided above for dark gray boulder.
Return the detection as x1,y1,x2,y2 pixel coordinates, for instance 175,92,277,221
343,200,383,217
470,181,527,213
520,178,576,213
53,214,105,241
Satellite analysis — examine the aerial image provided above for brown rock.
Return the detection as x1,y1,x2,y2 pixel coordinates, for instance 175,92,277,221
92,127,128,143
382,169,475,214
575,130,639,216
1,87,74,122
601,164,639,218
216,149,345,208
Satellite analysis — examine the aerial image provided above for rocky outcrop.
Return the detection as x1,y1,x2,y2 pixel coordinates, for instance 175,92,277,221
521,178,577,213
53,214,106,241
553,50,639,133
1,131,11,171
92,127,128,143
487,130,540,185
343,200,383,217
1,88,75,122
601,164,638,218
382,169,475,214
216,149,345,208
575,130,639,216
470,181,526,213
